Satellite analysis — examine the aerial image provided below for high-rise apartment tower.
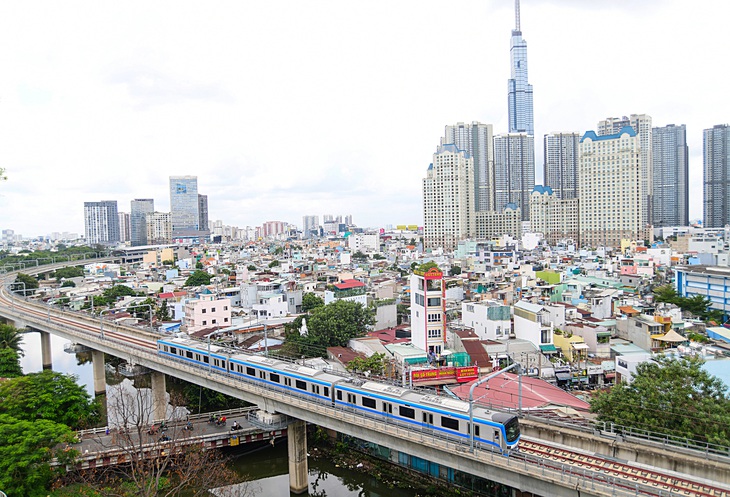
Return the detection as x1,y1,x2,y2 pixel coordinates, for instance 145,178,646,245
84,200,120,246
703,124,730,228
544,132,580,200
652,124,688,227
442,122,495,212
494,133,534,220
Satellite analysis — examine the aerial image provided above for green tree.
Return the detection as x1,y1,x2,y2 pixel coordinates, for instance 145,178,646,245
682,294,713,318
14,273,39,294
103,284,140,301
247,264,256,271
590,356,730,445
346,352,388,376
268,260,280,268
53,266,84,279
372,253,386,260
0,323,24,356
61,280,76,287
184,270,213,287
0,348,23,378
653,284,680,304
352,250,367,261
450,265,462,276
156,300,172,321
286,300,375,356
195,261,204,269
0,370,100,429
130,297,157,320
162,259,174,266
302,292,324,312
0,414,76,497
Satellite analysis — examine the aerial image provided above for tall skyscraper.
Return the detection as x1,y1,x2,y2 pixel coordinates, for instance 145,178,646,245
703,124,730,228
597,114,652,227
198,194,209,232
146,212,172,245
422,144,474,251
303,215,319,238
442,122,495,211
544,132,580,200
579,127,641,247
169,176,208,239
507,0,533,136
652,124,689,227
493,133,534,220
130,198,154,246
84,200,120,245
118,212,131,243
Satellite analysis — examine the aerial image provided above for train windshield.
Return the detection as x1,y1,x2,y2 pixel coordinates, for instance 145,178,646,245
504,416,520,443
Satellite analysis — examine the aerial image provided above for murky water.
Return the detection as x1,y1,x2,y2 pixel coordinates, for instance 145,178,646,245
219,442,419,497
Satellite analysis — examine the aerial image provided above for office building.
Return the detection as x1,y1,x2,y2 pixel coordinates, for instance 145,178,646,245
704,124,730,227
597,114,652,227
118,212,131,243
303,215,319,238
544,132,580,199
442,122,495,211
579,127,641,247
494,133,534,220
84,200,120,246
169,176,208,240
652,124,689,227
422,144,474,251
507,0,533,135
130,199,154,246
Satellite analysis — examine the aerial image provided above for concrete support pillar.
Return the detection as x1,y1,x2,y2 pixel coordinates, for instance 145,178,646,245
91,350,106,396
40,331,52,370
150,371,167,422
287,420,308,494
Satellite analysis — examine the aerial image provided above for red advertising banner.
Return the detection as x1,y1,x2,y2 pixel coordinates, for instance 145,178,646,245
411,366,478,383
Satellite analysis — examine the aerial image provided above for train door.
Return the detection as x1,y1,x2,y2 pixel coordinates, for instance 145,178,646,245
382,402,392,416
422,411,434,432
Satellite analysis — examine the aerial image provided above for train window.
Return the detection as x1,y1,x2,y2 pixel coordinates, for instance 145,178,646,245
170,347,177,355
399,406,415,419
246,367,255,376
270,373,280,383
186,351,193,359
337,391,343,401
362,397,376,409
324,387,329,397
441,417,459,431
423,413,433,424
259,371,265,379
284,378,291,387
382,403,392,414
296,380,307,391
467,424,480,437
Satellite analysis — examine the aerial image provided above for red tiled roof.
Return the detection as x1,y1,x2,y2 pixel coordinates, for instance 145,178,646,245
159,291,187,299
333,279,366,290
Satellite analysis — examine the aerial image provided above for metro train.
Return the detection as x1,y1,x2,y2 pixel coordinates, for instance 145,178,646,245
157,337,520,452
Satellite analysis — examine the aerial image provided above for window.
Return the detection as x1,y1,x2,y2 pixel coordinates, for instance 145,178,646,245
336,391,343,401
362,397,376,409
324,387,329,397
399,406,415,419
212,307,216,312
212,319,217,324
296,380,307,391
224,305,228,310
427,297,441,307
202,320,207,326
186,351,193,359
246,367,255,376
270,373,280,383
441,417,459,431
202,309,206,314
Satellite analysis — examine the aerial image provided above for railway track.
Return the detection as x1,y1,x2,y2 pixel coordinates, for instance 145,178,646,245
519,438,730,497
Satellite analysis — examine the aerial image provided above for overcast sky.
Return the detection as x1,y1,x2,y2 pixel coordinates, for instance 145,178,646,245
1,1,728,237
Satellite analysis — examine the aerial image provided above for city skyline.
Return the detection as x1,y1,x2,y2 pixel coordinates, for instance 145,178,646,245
1,1,729,236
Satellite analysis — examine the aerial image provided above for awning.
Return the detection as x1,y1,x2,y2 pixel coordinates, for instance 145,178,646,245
572,343,589,350
539,344,558,353
604,373,616,379
555,372,572,381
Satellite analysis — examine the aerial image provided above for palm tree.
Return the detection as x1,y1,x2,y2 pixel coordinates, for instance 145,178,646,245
0,324,25,356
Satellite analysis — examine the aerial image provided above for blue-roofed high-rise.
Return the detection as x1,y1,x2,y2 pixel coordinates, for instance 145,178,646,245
507,0,533,136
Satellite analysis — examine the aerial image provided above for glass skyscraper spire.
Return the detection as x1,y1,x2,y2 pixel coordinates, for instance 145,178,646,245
507,0,533,135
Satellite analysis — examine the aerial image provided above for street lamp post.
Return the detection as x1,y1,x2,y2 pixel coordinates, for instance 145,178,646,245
468,363,520,453
10,281,26,309
125,303,154,332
